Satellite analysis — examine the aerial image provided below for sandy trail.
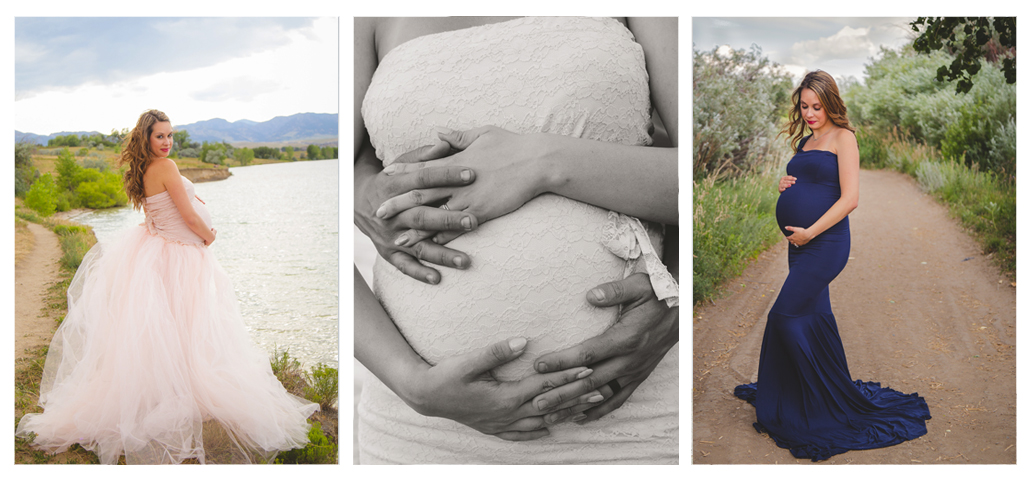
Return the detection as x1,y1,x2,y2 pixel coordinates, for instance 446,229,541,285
15,222,63,361
692,169,1016,464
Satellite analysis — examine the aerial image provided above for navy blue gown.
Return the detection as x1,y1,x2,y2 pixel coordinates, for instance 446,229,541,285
734,135,931,461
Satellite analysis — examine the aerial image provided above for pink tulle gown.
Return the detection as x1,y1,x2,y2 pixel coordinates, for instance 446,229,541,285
16,176,319,464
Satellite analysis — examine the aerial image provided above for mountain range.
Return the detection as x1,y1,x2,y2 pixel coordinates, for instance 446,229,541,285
16,112,338,146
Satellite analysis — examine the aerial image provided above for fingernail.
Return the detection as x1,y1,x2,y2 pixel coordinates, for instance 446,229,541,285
453,256,464,268
591,288,605,301
382,164,397,175
461,216,473,230
572,413,587,422
575,368,593,379
434,126,454,137
394,235,409,247
426,274,438,284
536,362,549,373
432,236,441,244
375,205,387,218
536,398,551,411
588,393,604,403
461,169,472,181
509,337,527,352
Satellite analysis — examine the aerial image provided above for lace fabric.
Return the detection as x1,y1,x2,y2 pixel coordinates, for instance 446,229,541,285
359,16,677,464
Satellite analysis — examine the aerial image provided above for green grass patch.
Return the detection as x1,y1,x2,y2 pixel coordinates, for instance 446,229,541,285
693,173,783,305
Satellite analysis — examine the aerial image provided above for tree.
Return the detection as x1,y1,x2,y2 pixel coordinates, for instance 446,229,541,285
55,148,82,190
25,173,58,217
320,146,337,159
306,144,320,160
283,146,295,161
15,142,36,198
172,130,192,154
234,147,255,166
911,17,1015,94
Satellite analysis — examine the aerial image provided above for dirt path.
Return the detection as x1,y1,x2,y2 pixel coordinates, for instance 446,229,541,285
692,169,1016,464
15,223,63,360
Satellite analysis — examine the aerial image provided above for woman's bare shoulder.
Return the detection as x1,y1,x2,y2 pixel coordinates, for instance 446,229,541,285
830,128,859,157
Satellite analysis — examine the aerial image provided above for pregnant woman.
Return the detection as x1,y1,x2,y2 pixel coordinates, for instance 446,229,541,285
16,110,318,464
355,17,678,463
733,71,931,461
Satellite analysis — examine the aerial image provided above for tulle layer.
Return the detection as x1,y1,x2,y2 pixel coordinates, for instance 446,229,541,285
16,226,319,464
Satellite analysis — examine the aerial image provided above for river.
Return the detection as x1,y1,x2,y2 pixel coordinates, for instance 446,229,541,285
70,160,339,369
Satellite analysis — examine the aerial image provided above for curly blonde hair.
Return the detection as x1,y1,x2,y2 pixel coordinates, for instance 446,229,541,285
781,71,855,153
118,109,171,210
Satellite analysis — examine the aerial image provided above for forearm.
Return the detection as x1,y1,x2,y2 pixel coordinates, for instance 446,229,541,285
806,198,857,238
536,134,678,224
183,214,214,243
354,266,429,406
354,142,383,229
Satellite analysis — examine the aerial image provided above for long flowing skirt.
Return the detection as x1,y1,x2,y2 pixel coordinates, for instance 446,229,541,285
16,226,319,464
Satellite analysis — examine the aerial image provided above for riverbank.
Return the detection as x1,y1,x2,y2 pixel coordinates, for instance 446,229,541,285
180,167,232,183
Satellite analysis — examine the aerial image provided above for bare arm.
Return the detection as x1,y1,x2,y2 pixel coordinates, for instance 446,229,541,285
380,18,679,226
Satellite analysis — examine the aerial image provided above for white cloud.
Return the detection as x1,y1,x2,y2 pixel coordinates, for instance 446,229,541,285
790,26,876,65
15,17,337,135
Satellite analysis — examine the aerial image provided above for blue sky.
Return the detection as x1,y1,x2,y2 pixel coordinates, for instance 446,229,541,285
15,17,337,135
693,17,915,84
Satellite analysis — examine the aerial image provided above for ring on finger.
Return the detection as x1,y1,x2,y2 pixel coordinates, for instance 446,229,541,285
607,379,622,396
440,204,450,211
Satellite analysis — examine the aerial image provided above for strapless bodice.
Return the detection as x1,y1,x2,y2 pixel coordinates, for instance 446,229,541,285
144,176,212,245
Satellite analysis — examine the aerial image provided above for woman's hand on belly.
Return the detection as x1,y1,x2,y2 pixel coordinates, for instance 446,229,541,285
379,125,546,245
784,225,814,247
403,336,598,441
356,142,481,284
530,273,678,423
779,175,797,193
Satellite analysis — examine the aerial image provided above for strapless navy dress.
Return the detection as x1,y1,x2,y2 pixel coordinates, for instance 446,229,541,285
734,135,931,461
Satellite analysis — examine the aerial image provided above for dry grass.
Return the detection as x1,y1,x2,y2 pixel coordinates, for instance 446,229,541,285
15,217,35,266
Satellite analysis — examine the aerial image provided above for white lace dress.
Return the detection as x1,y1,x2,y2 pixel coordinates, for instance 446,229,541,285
358,17,678,464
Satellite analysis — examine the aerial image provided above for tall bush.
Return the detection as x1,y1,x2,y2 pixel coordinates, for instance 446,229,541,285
693,45,793,179
844,46,1015,179
25,173,59,217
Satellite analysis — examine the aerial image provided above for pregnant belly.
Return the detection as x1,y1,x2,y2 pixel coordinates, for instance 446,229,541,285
372,194,627,381
776,183,840,236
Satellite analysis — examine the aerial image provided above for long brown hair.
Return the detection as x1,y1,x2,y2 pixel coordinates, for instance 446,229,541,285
781,70,855,152
118,109,170,210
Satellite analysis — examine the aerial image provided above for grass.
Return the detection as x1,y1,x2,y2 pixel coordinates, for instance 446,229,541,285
856,126,1015,277
693,171,784,305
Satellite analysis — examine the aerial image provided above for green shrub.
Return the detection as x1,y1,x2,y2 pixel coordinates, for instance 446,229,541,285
693,45,793,179
58,229,95,269
274,421,337,464
693,172,783,304
25,173,59,217
304,364,339,410
845,46,1015,179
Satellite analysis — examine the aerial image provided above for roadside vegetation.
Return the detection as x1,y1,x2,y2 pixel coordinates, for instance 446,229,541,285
693,18,1016,306
844,41,1015,277
693,45,794,304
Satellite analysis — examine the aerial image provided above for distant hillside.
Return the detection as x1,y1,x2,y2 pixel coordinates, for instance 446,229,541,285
16,130,102,145
16,112,338,146
176,113,338,143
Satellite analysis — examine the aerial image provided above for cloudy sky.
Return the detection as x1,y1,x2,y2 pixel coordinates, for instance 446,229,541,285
15,17,338,135
693,17,916,84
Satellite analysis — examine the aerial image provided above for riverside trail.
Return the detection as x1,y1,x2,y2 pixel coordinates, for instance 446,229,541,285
692,168,1016,464
15,222,63,361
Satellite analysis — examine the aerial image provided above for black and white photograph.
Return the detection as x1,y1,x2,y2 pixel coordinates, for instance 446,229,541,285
354,16,679,464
